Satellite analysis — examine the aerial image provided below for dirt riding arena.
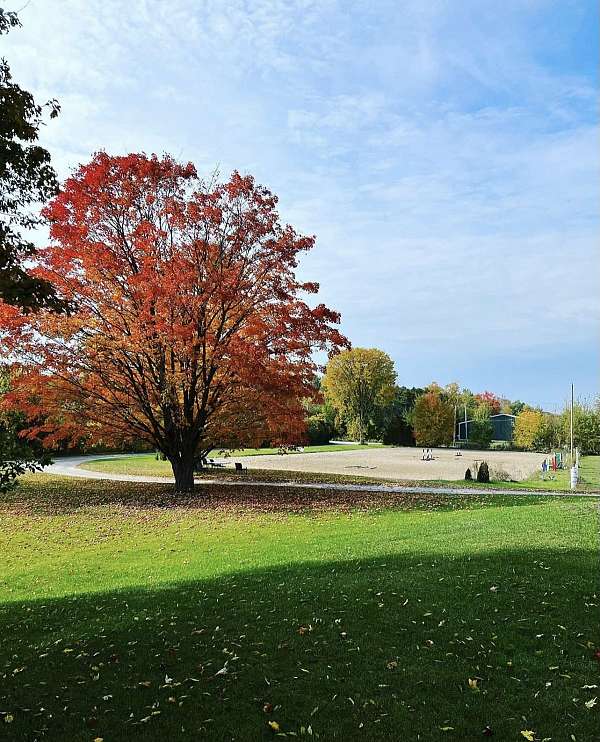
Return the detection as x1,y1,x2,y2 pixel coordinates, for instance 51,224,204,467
239,447,547,482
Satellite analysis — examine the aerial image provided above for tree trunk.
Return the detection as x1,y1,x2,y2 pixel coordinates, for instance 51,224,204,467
170,455,195,492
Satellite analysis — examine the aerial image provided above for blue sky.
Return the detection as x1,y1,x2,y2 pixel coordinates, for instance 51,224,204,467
4,0,598,410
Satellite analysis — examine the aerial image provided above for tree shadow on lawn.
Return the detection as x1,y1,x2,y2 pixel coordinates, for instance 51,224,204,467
5,474,568,517
1,547,598,741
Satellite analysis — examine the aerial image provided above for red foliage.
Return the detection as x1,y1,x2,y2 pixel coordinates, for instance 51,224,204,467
0,153,347,489
474,391,501,415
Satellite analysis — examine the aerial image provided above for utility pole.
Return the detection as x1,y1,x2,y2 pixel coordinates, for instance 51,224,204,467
570,383,574,466
453,405,457,446
570,383,577,490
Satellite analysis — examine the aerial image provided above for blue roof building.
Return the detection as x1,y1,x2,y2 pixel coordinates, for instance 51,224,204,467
457,413,516,442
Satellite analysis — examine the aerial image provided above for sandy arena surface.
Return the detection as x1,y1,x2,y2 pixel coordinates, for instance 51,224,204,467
237,447,547,482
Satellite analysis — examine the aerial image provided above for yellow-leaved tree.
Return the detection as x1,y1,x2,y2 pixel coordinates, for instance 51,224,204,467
514,408,545,449
411,385,454,447
322,348,396,444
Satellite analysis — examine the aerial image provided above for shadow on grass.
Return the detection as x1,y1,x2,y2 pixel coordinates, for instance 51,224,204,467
4,474,564,517
1,547,598,741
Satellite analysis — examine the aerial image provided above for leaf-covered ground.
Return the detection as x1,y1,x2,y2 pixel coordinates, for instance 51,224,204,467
1,475,598,741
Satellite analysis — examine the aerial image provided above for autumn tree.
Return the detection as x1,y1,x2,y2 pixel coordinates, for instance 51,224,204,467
0,369,49,491
443,382,461,409
514,408,545,450
474,391,501,415
0,153,347,491
0,9,66,312
411,386,454,447
321,348,396,444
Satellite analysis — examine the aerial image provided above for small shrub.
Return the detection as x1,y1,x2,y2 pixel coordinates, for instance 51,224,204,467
490,440,511,451
477,461,490,483
306,415,335,445
465,468,472,481
490,467,511,482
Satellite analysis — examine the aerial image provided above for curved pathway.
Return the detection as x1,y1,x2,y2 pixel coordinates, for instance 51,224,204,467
45,454,598,498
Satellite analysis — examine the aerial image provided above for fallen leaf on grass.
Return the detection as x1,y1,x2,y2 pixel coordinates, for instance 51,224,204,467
268,720,280,731
521,732,535,741
584,697,597,709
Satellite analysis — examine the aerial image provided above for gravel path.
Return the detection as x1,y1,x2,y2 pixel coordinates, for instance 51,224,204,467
45,454,598,498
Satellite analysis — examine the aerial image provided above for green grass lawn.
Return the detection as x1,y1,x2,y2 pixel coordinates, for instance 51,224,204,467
1,475,598,741
451,455,599,493
521,454,600,490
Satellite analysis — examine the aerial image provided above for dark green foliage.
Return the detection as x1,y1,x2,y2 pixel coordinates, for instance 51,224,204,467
382,386,423,445
469,405,494,449
510,400,526,416
568,403,600,455
465,467,472,480
306,413,335,445
0,10,67,312
477,461,490,483
303,395,338,444
0,452,45,492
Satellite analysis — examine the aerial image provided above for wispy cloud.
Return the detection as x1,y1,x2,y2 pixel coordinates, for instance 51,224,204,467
4,0,598,406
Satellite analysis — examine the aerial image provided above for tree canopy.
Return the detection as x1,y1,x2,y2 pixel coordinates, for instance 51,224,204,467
469,403,494,448
0,153,347,490
322,348,396,444
0,9,66,312
412,387,454,447
514,408,545,449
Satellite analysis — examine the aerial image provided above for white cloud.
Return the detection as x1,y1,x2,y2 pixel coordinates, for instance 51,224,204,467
3,0,598,406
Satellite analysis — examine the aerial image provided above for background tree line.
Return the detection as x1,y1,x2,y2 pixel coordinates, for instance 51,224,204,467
309,348,600,455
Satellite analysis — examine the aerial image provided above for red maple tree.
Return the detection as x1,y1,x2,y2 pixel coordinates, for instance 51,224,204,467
474,391,501,415
0,153,347,490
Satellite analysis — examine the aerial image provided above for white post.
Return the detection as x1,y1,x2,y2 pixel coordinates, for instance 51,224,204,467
570,464,578,490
